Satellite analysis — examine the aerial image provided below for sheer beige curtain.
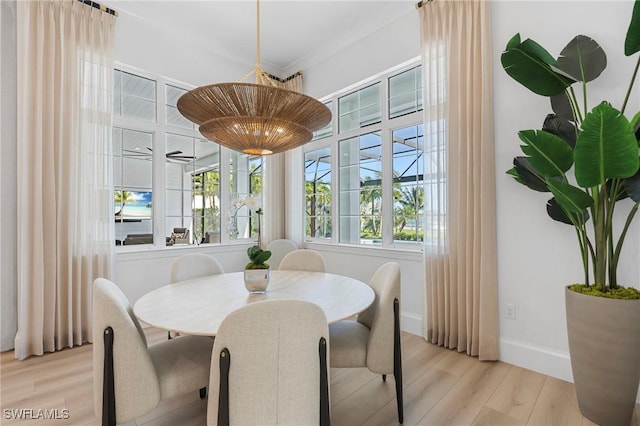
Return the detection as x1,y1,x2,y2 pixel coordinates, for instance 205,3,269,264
419,0,499,360
260,72,304,246
15,0,116,359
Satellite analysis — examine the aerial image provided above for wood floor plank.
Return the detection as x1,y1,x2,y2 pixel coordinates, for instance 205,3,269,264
401,340,450,387
471,406,524,426
361,367,458,426
330,372,396,426
2,330,638,426
527,377,579,426
329,367,377,405
485,364,546,421
416,360,511,425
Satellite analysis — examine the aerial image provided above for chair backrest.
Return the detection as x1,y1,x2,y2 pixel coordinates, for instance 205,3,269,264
92,278,161,423
265,239,298,270
207,300,330,426
170,253,225,283
278,249,326,273
357,262,401,374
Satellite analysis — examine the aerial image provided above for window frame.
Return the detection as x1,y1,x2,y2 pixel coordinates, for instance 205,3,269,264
302,59,426,250
113,64,261,251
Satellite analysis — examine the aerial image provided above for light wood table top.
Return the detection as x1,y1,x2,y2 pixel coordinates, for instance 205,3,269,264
133,270,375,336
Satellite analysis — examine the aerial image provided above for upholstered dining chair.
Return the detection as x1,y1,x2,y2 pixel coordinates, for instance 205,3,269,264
170,253,225,283
92,278,213,426
207,300,331,426
278,248,326,273
169,253,225,339
328,262,404,423
265,238,298,270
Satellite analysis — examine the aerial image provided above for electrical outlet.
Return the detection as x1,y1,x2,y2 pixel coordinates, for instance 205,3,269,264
505,303,516,320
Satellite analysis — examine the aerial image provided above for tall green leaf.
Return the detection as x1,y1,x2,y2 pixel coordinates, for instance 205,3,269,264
546,197,589,225
518,130,574,177
551,92,575,121
574,102,639,187
543,114,577,147
507,157,550,192
501,34,575,96
624,167,640,202
554,35,607,83
545,179,594,213
625,0,640,56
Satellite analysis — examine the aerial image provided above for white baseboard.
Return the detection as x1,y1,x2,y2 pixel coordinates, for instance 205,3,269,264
401,311,422,336
500,337,640,404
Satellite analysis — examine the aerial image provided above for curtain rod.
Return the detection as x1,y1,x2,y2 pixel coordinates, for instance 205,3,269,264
265,71,302,83
77,0,118,17
415,0,434,9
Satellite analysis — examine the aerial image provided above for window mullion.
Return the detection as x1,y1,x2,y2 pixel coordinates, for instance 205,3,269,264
154,78,167,247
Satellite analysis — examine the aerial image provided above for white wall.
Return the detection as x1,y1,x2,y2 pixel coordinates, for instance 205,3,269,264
304,9,420,99
492,0,640,390
114,8,248,86
307,243,424,336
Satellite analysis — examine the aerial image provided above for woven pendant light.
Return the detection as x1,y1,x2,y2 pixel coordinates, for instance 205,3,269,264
177,1,331,155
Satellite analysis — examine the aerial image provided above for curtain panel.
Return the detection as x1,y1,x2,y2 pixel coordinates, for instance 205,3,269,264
15,0,116,359
419,0,499,360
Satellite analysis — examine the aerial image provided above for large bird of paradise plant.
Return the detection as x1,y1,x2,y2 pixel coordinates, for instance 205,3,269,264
501,0,640,296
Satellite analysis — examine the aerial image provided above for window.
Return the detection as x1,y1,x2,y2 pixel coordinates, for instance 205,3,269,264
229,152,263,241
304,61,427,248
392,125,424,243
312,101,333,141
113,67,260,249
305,148,332,239
165,134,221,245
114,70,156,122
338,83,381,133
389,66,423,118
339,132,382,244
165,85,195,130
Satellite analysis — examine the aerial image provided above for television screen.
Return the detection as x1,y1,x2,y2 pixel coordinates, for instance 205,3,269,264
115,190,152,219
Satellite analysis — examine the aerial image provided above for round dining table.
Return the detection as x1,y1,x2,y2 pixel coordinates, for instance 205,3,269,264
133,270,375,336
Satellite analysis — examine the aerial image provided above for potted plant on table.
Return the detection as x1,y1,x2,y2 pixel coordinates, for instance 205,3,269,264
244,245,272,294
501,2,640,424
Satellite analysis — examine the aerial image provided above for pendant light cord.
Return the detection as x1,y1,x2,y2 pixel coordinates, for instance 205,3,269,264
256,0,262,84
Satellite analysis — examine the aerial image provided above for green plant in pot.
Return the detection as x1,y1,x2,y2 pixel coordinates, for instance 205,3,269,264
244,245,272,294
501,1,640,424
245,245,271,270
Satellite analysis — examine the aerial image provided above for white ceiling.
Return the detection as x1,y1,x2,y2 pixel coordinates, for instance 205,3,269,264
109,0,416,75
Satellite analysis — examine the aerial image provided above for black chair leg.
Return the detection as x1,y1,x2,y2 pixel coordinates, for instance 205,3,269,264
168,330,172,340
382,374,387,382
199,387,207,399
218,348,230,426
393,298,404,424
319,337,330,426
103,327,116,426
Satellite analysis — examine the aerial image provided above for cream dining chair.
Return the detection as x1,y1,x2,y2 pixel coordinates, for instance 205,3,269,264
207,300,331,426
169,253,225,340
265,238,298,270
328,262,404,423
278,248,326,273
170,253,225,283
92,278,213,426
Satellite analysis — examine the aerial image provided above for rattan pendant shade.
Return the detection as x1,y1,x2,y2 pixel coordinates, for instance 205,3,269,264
177,82,331,155
176,1,331,156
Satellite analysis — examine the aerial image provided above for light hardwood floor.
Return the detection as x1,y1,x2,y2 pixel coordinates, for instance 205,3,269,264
2,328,639,426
